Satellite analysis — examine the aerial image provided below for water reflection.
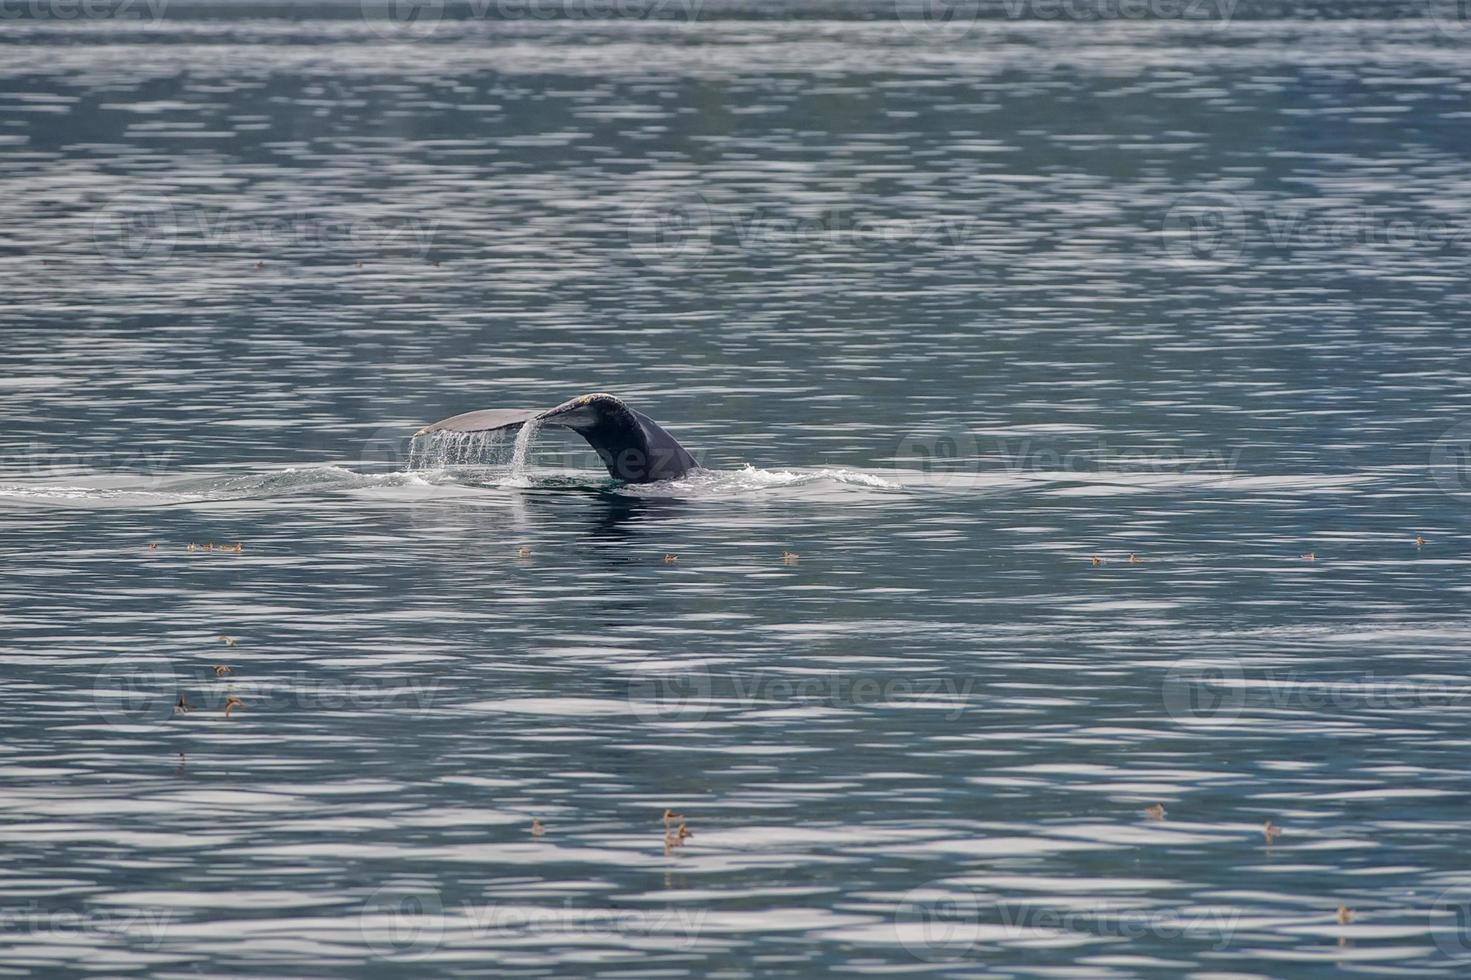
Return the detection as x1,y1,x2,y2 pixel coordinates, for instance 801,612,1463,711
4,2,1471,977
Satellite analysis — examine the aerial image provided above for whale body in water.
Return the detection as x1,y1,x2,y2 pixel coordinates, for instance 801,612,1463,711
416,393,700,484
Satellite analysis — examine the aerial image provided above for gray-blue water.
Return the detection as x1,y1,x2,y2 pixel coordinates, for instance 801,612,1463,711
4,2,1471,975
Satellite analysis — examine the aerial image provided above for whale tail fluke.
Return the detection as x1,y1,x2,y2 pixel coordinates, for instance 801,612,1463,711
415,393,700,484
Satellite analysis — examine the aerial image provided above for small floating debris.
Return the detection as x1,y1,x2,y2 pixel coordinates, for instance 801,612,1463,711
218,635,236,647
1337,905,1354,925
213,664,232,677
662,808,683,829
1090,555,1102,567
531,818,545,837
663,817,692,856
224,697,243,719
222,542,243,553
147,543,158,551
1143,803,1166,821
517,547,531,559
782,551,799,563
174,695,192,714
1262,819,1283,844
1300,553,1315,561
187,543,198,552
1415,535,1426,547
1128,553,1141,564
254,261,265,271
663,553,678,563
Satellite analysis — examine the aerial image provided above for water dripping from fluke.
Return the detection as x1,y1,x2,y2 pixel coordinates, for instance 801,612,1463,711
406,428,515,471
507,418,543,482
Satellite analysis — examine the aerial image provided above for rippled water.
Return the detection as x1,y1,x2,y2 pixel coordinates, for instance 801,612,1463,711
4,2,1471,975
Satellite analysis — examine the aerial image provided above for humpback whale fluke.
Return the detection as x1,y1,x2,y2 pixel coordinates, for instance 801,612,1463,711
415,393,701,484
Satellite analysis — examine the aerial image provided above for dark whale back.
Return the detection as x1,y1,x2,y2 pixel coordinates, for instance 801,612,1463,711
415,393,700,484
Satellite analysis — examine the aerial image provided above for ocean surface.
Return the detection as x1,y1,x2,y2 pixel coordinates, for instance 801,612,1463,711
4,1,1471,975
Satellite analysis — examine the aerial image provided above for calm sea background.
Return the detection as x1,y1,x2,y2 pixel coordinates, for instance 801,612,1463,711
4,0,1471,975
